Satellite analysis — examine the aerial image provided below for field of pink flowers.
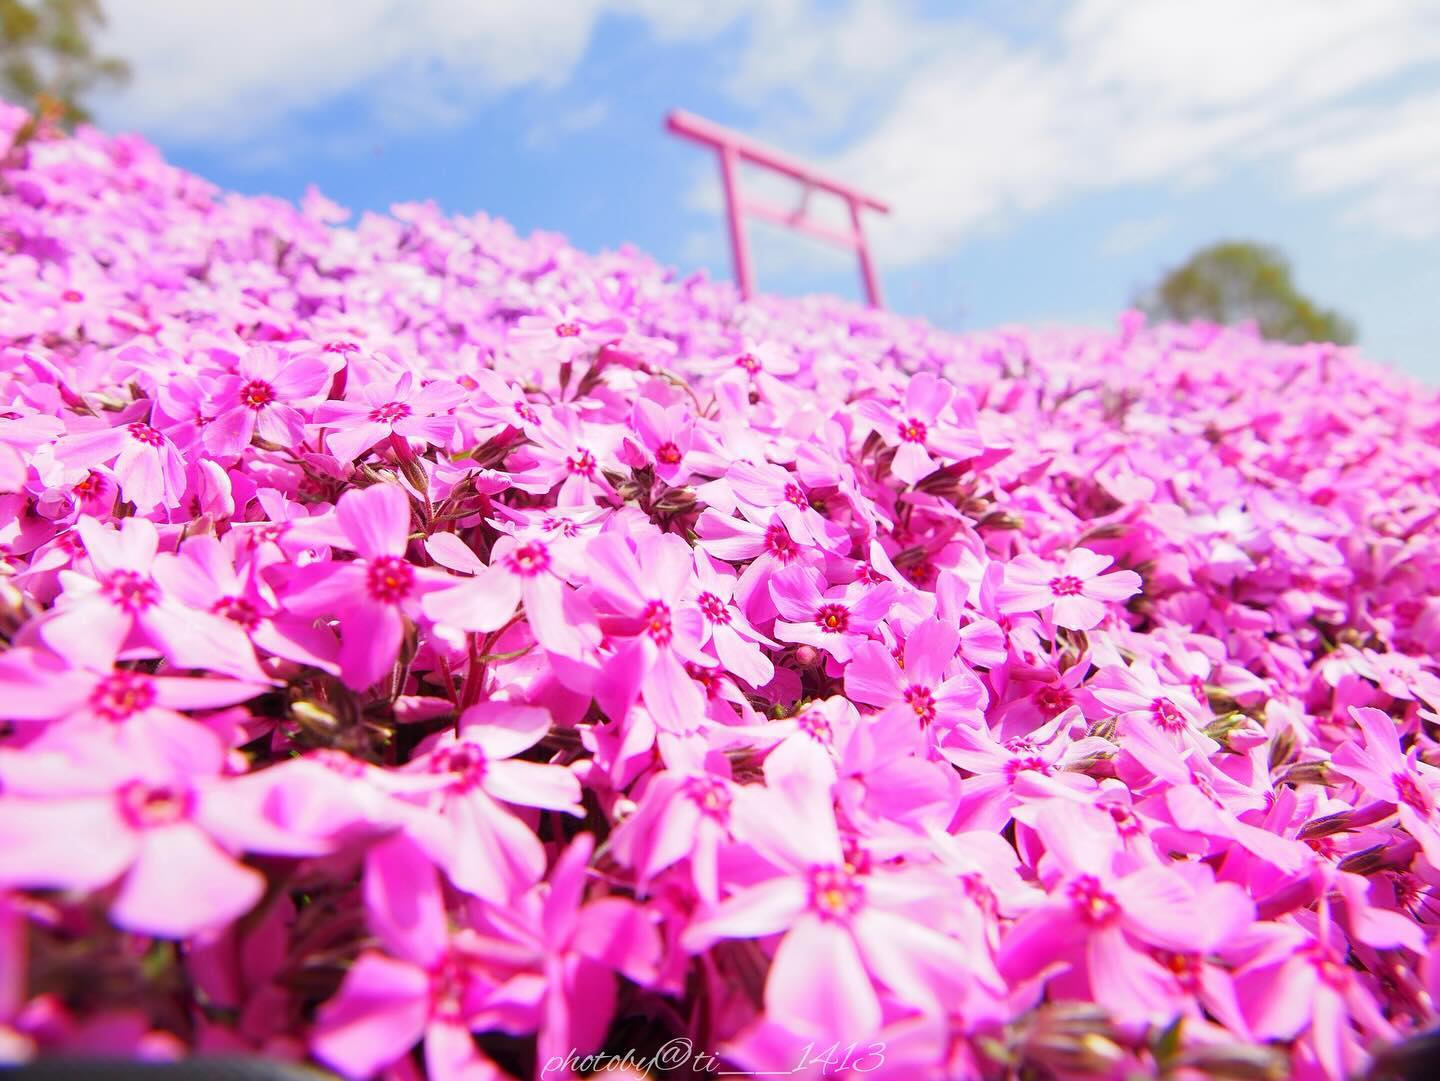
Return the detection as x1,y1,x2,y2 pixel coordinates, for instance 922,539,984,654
2,103,1440,1081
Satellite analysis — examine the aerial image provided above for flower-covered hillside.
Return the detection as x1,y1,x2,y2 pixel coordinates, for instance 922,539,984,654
2,104,1440,1081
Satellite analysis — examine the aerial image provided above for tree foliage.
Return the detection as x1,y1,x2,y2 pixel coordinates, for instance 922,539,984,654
0,0,127,127
1138,240,1357,346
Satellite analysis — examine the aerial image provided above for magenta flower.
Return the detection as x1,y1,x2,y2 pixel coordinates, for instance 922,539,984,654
397,700,582,901
997,547,1142,630
310,834,506,1081
687,551,775,689
1000,803,1254,1025
203,345,334,457
422,529,595,658
609,768,739,904
844,617,987,736
585,531,708,735
682,766,990,1040
509,406,618,506
52,414,187,512
0,646,263,773
1089,662,1217,756
286,484,451,689
312,371,464,462
152,533,340,674
35,516,268,680
0,750,312,939
629,397,695,485
506,304,626,367
1331,706,1440,867
769,566,896,664
855,371,985,485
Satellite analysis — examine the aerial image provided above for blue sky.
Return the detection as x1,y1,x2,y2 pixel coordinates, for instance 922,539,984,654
95,0,1440,379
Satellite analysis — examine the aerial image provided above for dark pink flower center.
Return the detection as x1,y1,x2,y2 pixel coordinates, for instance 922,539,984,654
655,441,682,465
366,555,414,603
1066,874,1120,926
904,685,936,724
541,515,578,537
504,541,550,577
683,776,732,821
369,401,412,424
1150,697,1186,732
72,471,104,498
815,603,850,634
1163,952,1203,993
641,600,672,645
102,569,159,613
1004,754,1053,781
1394,771,1433,816
1034,683,1074,718
1306,944,1351,989
1190,769,1219,804
897,416,928,444
808,864,863,921
763,522,799,562
61,288,85,303
1048,574,1084,597
431,743,487,792
554,322,581,338
211,594,260,629
783,483,808,508
90,670,157,721
324,340,360,354
428,953,474,1022
117,781,193,829
239,380,276,410
513,400,540,425
565,448,597,476
734,352,761,374
697,591,730,625
799,708,832,744
961,873,998,918
126,422,164,447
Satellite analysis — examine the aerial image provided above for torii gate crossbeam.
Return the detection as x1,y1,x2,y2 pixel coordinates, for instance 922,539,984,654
665,109,890,308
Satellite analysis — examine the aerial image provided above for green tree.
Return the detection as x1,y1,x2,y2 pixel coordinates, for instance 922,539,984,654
0,0,128,128
1137,240,1356,346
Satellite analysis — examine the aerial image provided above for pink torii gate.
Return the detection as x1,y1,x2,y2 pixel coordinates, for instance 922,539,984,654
665,109,890,308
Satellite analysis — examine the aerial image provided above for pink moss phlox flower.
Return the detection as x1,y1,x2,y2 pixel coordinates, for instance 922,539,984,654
1000,803,1254,1026
0,645,261,772
845,616,988,737
584,531,709,734
203,344,335,457
996,547,1142,630
422,529,595,658
313,371,465,462
52,410,187,512
34,516,269,680
855,371,986,486
285,483,451,689
1331,706,1440,867
770,566,896,664
0,747,312,939
310,834,506,1081
682,760,989,1041
397,700,581,902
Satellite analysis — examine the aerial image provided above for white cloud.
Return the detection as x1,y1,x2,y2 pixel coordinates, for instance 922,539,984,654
95,0,753,145
523,99,611,149
94,0,1440,264
819,0,1440,264
1100,216,1174,258
1287,91,1440,238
